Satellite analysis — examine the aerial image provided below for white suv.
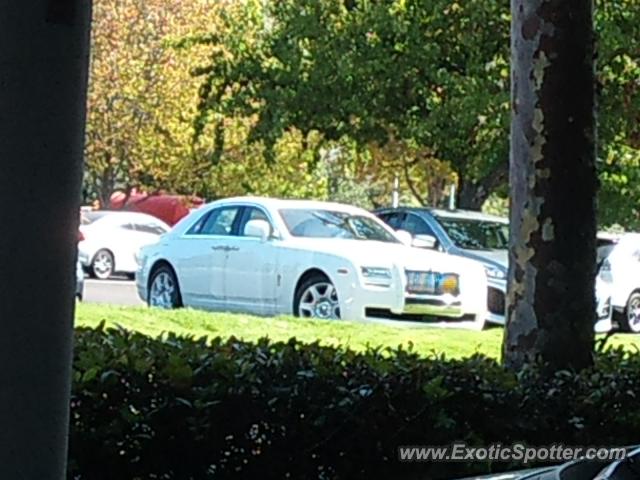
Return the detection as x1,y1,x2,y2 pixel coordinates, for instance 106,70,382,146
598,233,640,332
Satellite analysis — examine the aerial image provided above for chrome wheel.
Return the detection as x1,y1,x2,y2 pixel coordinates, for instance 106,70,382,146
626,295,640,333
149,271,177,309
91,250,114,279
298,282,340,319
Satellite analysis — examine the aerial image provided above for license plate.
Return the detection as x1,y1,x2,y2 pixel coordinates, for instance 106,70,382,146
406,271,437,294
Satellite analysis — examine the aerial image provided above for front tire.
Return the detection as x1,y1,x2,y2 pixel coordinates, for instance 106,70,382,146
294,273,341,320
90,249,114,280
148,265,182,309
621,292,640,333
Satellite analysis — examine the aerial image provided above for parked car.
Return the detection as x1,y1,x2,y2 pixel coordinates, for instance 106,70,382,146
79,211,171,279
597,232,640,332
376,207,509,324
595,273,613,333
457,445,639,479
136,197,489,328
109,191,204,226
376,207,614,331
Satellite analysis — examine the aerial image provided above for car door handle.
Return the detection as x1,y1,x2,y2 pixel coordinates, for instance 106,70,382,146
211,245,240,252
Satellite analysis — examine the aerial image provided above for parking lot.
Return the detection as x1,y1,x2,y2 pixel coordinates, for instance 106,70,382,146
83,277,142,306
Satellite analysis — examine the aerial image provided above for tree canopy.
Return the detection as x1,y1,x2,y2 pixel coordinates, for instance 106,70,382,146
193,0,640,222
84,0,640,226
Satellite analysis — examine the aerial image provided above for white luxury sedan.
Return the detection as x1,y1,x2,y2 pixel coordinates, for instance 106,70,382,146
136,197,489,328
79,211,171,279
597,232,640,332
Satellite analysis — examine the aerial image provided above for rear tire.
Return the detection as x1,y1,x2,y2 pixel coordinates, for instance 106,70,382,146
90,249,114,280
147,265,182,309
621,292,640,333
294,273,341,320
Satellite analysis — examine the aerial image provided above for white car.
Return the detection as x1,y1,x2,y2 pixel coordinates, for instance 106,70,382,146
79,211,171,279
136,197,489,328
598,232,640,332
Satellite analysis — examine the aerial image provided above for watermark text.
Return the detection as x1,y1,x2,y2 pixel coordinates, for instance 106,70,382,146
398,443,627,464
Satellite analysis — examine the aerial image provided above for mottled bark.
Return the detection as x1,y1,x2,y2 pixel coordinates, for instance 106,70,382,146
0,1,92,478
504,0,597,370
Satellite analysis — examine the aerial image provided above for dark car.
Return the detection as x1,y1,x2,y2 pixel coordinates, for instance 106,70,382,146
375,207,509,325
456,445,640,479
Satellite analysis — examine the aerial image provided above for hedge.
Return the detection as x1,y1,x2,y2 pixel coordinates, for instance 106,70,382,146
68,324,640,479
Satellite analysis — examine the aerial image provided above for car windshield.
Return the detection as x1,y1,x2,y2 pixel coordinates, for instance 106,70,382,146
437,217,509,250
80,211,110,225
280,209,399,243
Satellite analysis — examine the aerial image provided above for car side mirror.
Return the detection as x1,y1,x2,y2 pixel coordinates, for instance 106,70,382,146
395,229,413,246
244,219,271,242
412,234,438,249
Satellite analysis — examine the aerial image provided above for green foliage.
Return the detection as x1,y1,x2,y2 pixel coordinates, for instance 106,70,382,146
195,0,510,208
195,0,640,218
84,0,640,219
76,303,640,360
69,325,640,479
85,0,221,206
595,0,640,228
482,193,509,218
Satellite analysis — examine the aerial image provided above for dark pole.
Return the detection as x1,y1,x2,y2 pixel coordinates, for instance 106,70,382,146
0,1,92,478
504,0,597,370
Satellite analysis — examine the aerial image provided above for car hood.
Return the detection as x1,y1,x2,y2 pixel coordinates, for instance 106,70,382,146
460,248,508,271
287,238,482,273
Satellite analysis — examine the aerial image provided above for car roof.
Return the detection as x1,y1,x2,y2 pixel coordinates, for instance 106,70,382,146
378,206,508,223
210,196,370,215
82,210,168,225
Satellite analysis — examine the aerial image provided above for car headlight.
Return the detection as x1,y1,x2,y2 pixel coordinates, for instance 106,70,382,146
484,265,507,280
361,266,392,286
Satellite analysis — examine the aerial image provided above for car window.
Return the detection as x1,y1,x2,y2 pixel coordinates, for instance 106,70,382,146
135,223,167,235
436,217,509,250
187,207,240,236
80,211,110,225
379,212,405,230
596,243,615,267
280,208,399,243
403,213,436,237
238,207,272,236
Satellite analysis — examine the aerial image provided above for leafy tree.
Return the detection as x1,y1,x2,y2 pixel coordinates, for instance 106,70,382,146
195,0,510,209
85,0,218,206
195,0,640,222
595,0,640,228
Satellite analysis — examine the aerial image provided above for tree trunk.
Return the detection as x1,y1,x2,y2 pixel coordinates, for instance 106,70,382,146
456,162,509,211
456,178,489,211
0,2,92,479
504,0,597,371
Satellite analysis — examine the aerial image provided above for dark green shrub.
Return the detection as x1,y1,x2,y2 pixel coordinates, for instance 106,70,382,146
68,325,640,479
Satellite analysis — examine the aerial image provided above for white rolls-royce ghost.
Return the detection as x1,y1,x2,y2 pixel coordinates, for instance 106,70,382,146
136,197,489,328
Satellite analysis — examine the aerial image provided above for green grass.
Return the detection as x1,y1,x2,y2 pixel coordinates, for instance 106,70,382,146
75,303,640,360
